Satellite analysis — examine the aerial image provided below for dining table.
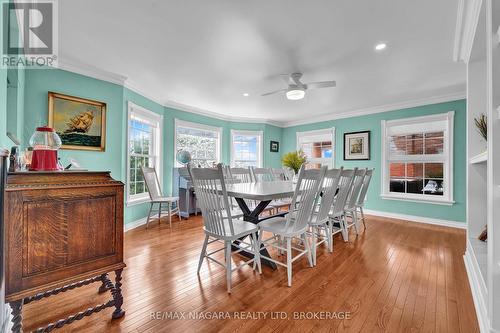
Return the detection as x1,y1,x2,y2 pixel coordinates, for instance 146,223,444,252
224,180,296,270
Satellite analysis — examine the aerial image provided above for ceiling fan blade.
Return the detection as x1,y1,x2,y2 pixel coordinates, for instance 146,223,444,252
305,81,336,90
261,89,288,96
279,74,291,84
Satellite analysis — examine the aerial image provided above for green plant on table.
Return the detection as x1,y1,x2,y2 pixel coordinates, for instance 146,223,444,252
282,150,307,174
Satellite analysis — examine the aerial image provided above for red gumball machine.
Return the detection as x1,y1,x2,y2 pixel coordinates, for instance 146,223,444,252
29,126,62,171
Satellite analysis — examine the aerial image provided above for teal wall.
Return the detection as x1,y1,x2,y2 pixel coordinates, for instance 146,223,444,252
20,68,283,224
0,62,8,150
7,66,466,224
282,99,467,223
0,0,23,150
23,69,126,179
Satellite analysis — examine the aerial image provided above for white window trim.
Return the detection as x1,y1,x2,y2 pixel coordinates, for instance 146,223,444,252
296,127,335,168
380,111,455,205
174,119,223,167
126,101,163,206
230,130,263,167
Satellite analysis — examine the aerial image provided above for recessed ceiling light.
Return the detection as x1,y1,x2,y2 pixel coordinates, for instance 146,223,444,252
243,93,249,97
375,42,387,51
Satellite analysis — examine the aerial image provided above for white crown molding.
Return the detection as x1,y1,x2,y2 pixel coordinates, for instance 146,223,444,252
281,91,466,127
54,57,465,128
57,56,127,86
453,0,483,63
123,79,166,107
163,100,284,127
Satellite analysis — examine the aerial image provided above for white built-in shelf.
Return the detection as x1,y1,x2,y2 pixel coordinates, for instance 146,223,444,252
469,237,488,287
469,151,488,164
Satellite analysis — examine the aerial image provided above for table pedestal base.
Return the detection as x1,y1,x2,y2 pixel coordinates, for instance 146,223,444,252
232,198,288,270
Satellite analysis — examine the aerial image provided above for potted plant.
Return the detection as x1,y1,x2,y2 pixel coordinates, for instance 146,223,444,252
282,150,307,175
474,113,487,146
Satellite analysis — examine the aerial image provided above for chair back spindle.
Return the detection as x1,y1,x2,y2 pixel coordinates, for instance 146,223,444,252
251,167,274,182
356,168,374,206
271,168,294,181
331,168,356,217
189,164,235,236
314,167,343,223
346,168,367,210
141,167,163,201
229,167,253,183
286,165,326,232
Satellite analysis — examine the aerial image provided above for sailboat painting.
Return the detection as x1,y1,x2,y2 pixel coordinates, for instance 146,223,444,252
48,92,106,151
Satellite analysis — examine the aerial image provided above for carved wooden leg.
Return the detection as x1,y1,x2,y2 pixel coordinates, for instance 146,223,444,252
98,273,109,293
111,269,125,319
10,299,23,333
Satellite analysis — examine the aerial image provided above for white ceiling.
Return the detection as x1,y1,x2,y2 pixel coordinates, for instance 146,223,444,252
58,0,465,126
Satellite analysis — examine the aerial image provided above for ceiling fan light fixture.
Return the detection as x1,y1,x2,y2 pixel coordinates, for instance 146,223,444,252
286,89,305,100
374,42,387,51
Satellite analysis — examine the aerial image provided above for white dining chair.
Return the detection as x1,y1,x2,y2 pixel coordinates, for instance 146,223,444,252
230,166,275,216
257,165,326,287
141,166,181,229
251,167,275,182
251,167,284,215
189,164,261,293
270,168,286,181
329,168,356,242
268,168,295,214
343,168,367,237
221,164,233,181
308,167,342,265
286,168,296,181
355,168,374,229
229,167,253,183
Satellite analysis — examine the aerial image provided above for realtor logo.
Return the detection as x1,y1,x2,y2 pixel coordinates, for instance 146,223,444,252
1,0,58,68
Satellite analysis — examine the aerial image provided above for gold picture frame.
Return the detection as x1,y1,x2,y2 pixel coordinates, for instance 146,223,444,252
48,92,106,151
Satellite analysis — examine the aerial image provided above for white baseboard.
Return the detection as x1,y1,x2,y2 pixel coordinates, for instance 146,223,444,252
463,246,489,333
363,209,466,229
124,217,148,232
4,309,12,333
124,211,182,232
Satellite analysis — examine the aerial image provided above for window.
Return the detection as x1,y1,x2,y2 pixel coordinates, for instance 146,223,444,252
297,128,335,168
230,130,263,167
175,119,222,167
127,102,162,205
381,112,454,205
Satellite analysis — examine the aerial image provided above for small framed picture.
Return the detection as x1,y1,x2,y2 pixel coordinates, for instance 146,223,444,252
344,131,370,160
270,141,279,152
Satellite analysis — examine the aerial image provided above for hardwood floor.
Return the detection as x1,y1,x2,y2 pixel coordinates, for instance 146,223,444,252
21,214,479,333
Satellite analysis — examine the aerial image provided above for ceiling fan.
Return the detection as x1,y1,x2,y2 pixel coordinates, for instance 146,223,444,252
261,73,336,100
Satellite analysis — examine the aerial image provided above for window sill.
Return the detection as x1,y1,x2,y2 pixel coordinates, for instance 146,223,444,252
381,194,455,206
126,196,150,207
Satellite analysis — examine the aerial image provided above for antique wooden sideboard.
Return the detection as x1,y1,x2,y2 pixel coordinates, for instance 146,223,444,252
3,171,126,332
